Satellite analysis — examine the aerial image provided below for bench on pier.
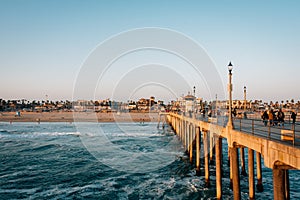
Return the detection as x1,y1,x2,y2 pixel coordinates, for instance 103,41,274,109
208,117,217,123
281,129,294,142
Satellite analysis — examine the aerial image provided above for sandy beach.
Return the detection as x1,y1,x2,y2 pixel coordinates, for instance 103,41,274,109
0,111,160,123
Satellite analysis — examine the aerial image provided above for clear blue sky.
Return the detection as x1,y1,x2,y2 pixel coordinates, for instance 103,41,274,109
1,0,300,102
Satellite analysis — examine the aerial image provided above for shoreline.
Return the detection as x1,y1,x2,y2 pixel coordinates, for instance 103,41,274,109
0,111,160,123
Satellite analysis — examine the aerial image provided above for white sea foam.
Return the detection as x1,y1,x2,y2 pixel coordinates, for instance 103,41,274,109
31,131,81,137
109,132,163,138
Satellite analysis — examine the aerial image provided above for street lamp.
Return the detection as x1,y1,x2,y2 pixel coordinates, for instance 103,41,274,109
193,86,196,114
227,62,234,128
193,86,196,97
244,86,247,111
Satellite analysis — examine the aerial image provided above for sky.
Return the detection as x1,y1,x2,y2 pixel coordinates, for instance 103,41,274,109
0,0,300,103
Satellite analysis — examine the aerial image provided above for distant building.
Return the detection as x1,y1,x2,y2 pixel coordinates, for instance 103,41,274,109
73,100,95,112
183,93,196,113
137,98,149,111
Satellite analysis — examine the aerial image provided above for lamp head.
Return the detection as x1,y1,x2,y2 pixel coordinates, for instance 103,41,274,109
228,62,233,72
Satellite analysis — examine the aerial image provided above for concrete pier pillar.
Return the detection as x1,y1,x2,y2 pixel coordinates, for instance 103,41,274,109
187,123,190,153
284,170,290,200
203,130,210,187
189,124,193,163
256,152,263,192
215,135,222,199
240,147,247,176
210,133,214,164
176,118,178,133
273,168,285,200
180,119,183,140
186,123,189,153
178,119,180,134
183,121,186,149
248,148,255,200
181,119,184,141
184,121,187,150
229,147,233,189
175,118,178,133
196,127,201,176
178,119,180,139
228,148,231,167
231,146,241,200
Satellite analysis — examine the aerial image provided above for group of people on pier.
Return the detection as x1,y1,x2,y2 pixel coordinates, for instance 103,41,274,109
261,109,297,126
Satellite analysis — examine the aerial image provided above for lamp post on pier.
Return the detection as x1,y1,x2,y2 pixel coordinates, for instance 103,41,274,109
243,86,248,119
193,86,196,97
227,62,234,129
244,86,247,111
227,61,240,199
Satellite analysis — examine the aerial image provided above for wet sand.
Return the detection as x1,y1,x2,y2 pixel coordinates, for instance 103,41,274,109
0,111,160,123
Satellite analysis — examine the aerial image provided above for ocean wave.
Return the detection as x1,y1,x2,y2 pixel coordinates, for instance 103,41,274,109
31,131,81,137
110,132,163,138
0,188,38,196
0,130,81,137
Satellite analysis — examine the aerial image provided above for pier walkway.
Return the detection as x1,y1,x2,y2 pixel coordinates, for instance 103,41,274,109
165,112,300,200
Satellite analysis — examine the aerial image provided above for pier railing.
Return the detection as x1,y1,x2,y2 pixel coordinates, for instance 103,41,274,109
233,118,300,147
189,112,300,147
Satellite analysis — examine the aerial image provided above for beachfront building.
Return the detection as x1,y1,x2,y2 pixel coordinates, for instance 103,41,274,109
221,99,252,110
137,98,149,111
73,100,95,112
181,93,196,113
126,100,137,111
134,97,164,112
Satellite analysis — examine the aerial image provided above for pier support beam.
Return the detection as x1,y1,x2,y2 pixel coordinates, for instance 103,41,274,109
178,118,180,140
248,148,255,200
196,127,201,176
273,168,286,200
240,147,247,176
203,130,210,187
215,135,222,199
229,148,233,189
284,170,290,200
256,152,263,192
228,148,231,167
231,146,241,200
186,122,189,153
210,133,214,164
175,118,178,134
189,124,193,163
184,121,187,150
181,119,184,141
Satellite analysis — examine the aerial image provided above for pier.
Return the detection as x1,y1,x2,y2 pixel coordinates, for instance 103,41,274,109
165,112,300,199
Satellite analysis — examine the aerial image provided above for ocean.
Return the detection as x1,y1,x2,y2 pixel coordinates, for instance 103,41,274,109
0,122,299,199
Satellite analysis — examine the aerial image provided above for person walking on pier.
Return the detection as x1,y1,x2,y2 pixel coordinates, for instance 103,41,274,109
277,108,285,126
232,108,237,118
291,110,297,124
268,109,274,126
261,110,269,126
202,109,206,118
